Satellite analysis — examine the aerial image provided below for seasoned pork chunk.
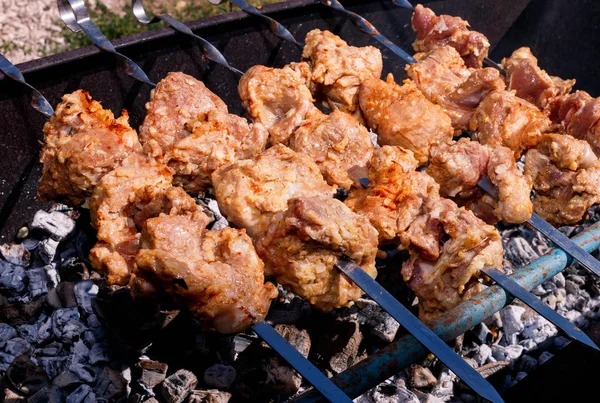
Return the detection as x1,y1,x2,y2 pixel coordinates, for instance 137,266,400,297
406,46,505,130
525,133,600,225
38,90,141,205
166,109,268,193
471,90,551,157
549,91,600,156
401,198,503,321
212,145,335,237
238,63,314,145
359,75,453,164
302,29,383,118
289,109,374,189
140,72,227,151
133,215,277,334
345,146,439,243
256,196,378,311
411,4,490,68
502,47,575,110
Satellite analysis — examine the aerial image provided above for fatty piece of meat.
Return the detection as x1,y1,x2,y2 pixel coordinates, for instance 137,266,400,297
238,63,315,145
411,4,490,68
345,146,439,243
471,90,551,157
140,72,227,151
549,91,600,156
359,75,453,164
401,198,503,322
212,145,335,238
166,109,268,194
256,196,378,311
525,133,600,225
426,138,489,198
406,46,505,130
289,109,374,189
502,47,575,110
38,90,141,205
133,215,277,334
302,29,383,119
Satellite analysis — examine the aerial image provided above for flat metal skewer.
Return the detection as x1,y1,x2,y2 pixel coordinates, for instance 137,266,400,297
481,267,599,351
336,257,504,403
253,322,353,403
0,54,54,117
57,0,155,86
132,0,243,75
478,177,600,278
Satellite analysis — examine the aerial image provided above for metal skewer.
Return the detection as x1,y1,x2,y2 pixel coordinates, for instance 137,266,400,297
481,267,599,351
0,54,54,117
57,0,155,86
132,0,243,75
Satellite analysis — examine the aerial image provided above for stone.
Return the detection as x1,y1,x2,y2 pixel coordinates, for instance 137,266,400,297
473,344,492,366
517,355,537,373
204,364,236,389
158,369,198,403
38,239,59,264
538,351,554,365
66,384,95,403
94,367,127,400
5,338,31,356
356,299,400,342
188,390,232,403
0,323,17,348
26,268,48,298
491,345,523,362
0,261,27,294
73,281,98,314
138,359,168,388
499,306,525,338
31,210,75,241
407,364,436,388
0,243,30,266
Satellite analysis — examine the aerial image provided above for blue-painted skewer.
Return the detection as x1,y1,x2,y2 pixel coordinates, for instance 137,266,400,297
0,54,54,117
132,0,243,76
482,267,599,351
477,177,600,278
336,257,504,403
57,0,155,86
391,0,414,9
252,322,353,403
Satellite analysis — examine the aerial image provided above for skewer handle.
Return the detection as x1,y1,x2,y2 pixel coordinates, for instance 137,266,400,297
57,0,155,86
0,54,54,117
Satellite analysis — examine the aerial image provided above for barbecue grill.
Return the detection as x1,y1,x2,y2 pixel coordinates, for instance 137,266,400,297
2,0,600,402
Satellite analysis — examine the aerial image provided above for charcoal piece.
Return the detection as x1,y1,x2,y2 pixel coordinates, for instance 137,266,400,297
137,359,168,388
27,268,48,298
69,364,95,383
52,370,85,389
86,314,102,328
59,259,90,282
0,352,16,372
56,282,78,308
40,356,70,379
158,369,198,403
94,367,127,400
266,294,311,325
43,264,60,288
316,320,363,374
0,243,30,266
5,338,31,356
66,384,96,403
0,261,28,294
0,296,45,325
0,323,17,348
70,340,90,366
372,384,419,403
6,354,49,396
60,320,86,345
31,211,75,241
407,364,437,389
355,299,400,343
188,390,232,403
34,342,63,357
21,238,39,251
51,308,80,340
203,364,236,389
73,281,98,314
36,317,53,344
38,239,59,265
28,386,65,403
89,342,110,365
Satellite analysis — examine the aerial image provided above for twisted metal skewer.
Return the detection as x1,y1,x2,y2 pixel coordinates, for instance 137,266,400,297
0,54,54,117
57,0,155,86
132,0,243,76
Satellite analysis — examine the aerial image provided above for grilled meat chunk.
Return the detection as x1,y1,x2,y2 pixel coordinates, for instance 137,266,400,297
525,133,600,225
359,75,453,164
401,198,503,322
212,145,335,237
256,196,378,311
133,215,277,334
406,46,505,130
411,4,490,68
289,109,374,189
38,90,141,205
302,29,383,119
471,90,551,157
238,63,315,145
140,72,228,151
549,91,600,156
